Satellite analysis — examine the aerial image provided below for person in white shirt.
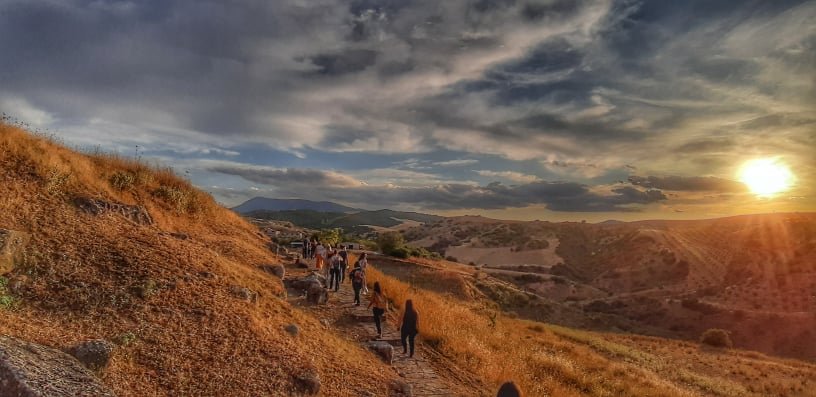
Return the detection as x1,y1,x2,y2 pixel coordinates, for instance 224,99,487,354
357,252,369,294
314,241,326,270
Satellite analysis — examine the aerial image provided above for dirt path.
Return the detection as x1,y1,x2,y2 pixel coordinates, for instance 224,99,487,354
288,262,469,396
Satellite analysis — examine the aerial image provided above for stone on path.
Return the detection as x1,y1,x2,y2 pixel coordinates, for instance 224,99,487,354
0,336,116,397
366,341,394,365
0,229,28,275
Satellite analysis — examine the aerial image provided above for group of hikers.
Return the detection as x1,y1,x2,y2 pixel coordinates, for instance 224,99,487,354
304,242,419,357
301,240,522,395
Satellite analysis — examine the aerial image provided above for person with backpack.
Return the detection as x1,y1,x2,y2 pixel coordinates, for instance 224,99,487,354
396,299,419,357
349,262,365,306
367,281,387,339
496,382,523,397
338,245,349,283
328,250,343,291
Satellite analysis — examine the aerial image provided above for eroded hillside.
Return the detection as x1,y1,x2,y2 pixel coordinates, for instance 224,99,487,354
404,214,816,360
0,125,398,396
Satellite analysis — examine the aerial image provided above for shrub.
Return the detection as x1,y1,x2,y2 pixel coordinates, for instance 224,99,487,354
700,328,733,348
389,246,411,259
0,276,15,310
109,171,137,190
154,185,201,214
377,231,405,254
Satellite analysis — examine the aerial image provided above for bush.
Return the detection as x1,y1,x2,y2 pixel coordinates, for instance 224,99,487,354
700,328,733,348
377,231,405,254
389,246,411,259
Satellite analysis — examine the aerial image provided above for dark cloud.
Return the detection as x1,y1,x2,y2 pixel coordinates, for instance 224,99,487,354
628,176,746,193
1,0,814,213
210,165,666,211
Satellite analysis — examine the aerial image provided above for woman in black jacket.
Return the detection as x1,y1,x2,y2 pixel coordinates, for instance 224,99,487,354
397,299,419,357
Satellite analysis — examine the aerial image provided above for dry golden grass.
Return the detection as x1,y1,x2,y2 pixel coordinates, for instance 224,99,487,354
0,124,398,396
364,256,816,397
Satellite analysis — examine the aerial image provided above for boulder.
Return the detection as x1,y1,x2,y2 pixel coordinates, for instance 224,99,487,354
306,284,328,305
295,259,310,269
74,196,153,225
0,336,116,397
67,339,115,371
259,264,285,279
366,341,394,365
294,371,321,395
229,286,258,303
0,229,29,275
285,272,326,291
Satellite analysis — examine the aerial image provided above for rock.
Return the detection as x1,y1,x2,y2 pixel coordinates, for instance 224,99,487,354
294,371,321,395
284,324,299,337
285,272,326,291
67,339,115,371
259,264,285,279
229,286,258,303
366,341,394,365
305,272,327,288
389,380,413,397
0,229,29,275
74,196,153,225
169,232,189,240
306,284,328,305
0,336,116,397
296,260,310,269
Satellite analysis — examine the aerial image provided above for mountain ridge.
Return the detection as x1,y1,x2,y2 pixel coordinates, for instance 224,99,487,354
232,197,360,214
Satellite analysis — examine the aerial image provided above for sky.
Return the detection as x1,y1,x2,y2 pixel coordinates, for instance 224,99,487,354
1,0,814,221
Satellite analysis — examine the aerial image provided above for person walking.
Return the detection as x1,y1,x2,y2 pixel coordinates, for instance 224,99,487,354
358,252,369,294
349,262,364,306
496,382,523,397
314,241,326,270
338,245,349,283
328,251,343,291
367,281,387,339
302,237,309,259
397,299,419,357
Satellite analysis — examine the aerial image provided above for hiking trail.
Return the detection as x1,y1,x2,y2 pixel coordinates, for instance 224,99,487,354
288,260,458,397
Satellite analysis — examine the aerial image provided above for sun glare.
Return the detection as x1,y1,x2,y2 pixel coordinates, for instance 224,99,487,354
738,158,794,196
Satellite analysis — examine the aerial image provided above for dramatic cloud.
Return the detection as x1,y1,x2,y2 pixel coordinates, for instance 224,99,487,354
628,176,747,193
1,0,813,215
209,164,665,211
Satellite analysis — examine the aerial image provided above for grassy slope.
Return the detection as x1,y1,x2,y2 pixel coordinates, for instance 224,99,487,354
363,256,816,397
0,124,397,396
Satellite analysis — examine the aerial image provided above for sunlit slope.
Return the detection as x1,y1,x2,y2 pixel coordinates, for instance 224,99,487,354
0,124,396,396
365,256,816,397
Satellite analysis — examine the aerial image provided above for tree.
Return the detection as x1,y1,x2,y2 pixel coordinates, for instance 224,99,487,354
315,228,341,246
377,231,405,255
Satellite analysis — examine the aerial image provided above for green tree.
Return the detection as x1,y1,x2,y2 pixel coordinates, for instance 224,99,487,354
316,228,341,246
377,231,405,255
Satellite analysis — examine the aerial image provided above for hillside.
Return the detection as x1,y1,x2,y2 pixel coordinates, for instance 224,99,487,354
0,124,399,396
232,197,359,214
404,214,816,360
362,254,816,397
248,209,444,234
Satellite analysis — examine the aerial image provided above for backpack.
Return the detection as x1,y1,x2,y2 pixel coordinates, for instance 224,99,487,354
352,268,364,284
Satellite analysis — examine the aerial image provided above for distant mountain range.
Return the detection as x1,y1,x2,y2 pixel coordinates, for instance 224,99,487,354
232,197,359,214
234,197,444,232
245,209,444,233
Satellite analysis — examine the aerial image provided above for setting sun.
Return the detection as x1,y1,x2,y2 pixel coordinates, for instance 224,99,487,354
738,158,795,196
